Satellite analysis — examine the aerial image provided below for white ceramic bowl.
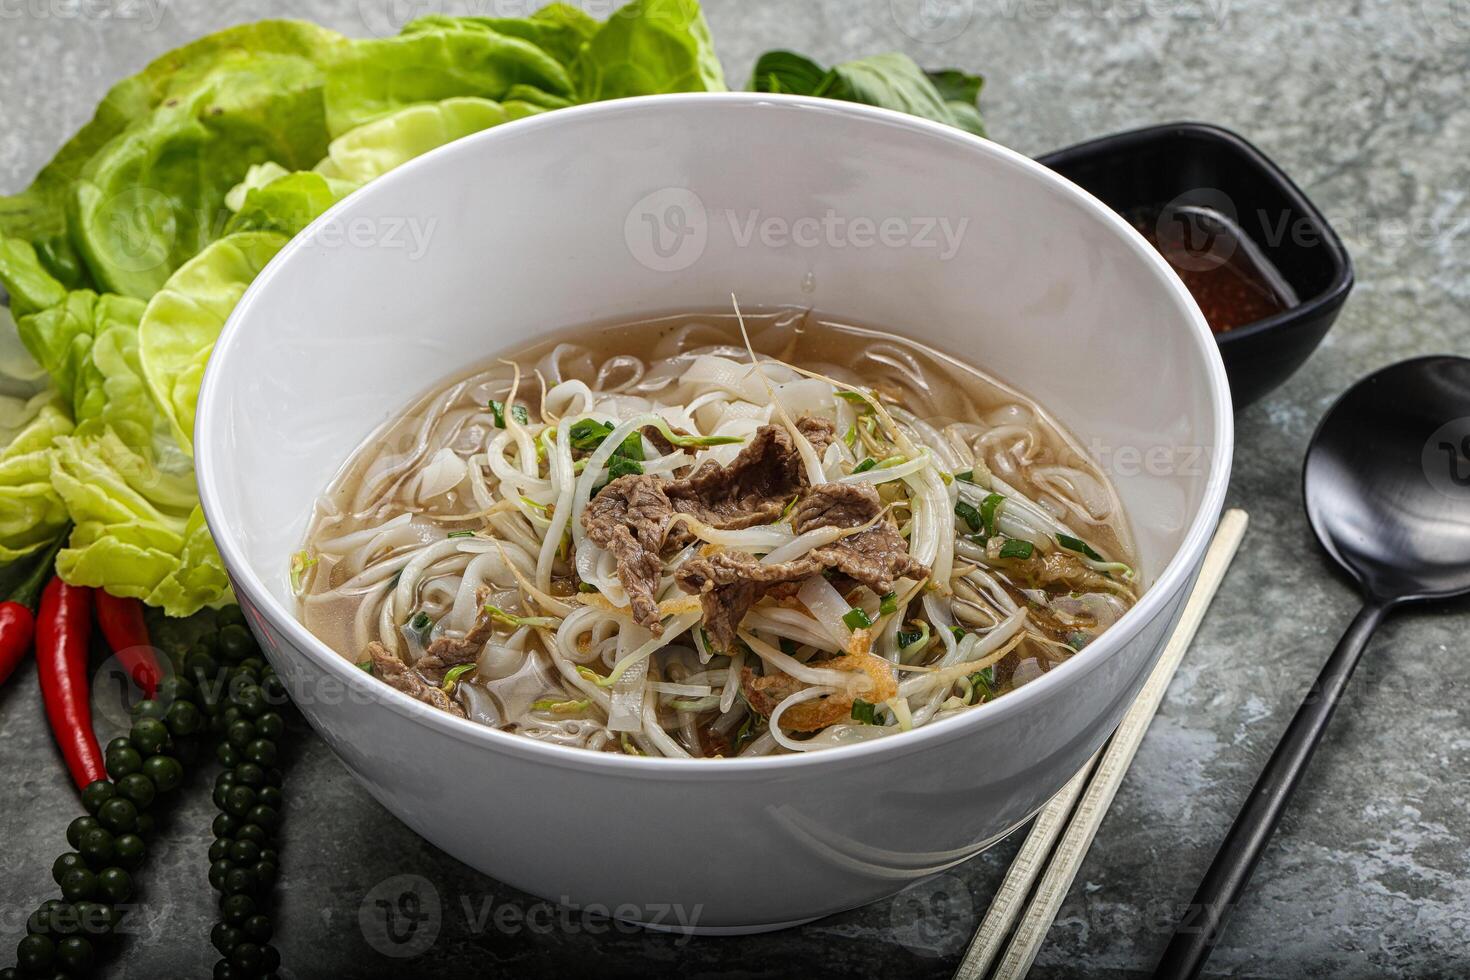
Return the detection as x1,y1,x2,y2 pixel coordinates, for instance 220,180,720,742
196,94,1232,932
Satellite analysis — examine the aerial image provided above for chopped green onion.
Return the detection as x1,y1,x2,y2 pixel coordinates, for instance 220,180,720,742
843,425,858,449
569,418,615,452
879,591,898,616
851,699,877,725
1066,631,1093,651
410,611,432,632
896,624,925,648
577,582,599,594
485,605,560,629
488,399,529,428
576,666,603,685
441,664,477,692
980,493,1005,538
1056,533,1104,562
950,625,966,642
607,454,644,480
531,697,591,714
645,418,743,449
965,666,995,704
447,530,476,539
836,390,875,410
852,457,877,474
354,660,373,674
954,500,982,532
519,496,552,516
999,539,1035,560
289,550,319,595
842,607,874,630
954,469,975,483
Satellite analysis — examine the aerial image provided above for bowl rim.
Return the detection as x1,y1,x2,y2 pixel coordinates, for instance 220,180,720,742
195,92,1234,778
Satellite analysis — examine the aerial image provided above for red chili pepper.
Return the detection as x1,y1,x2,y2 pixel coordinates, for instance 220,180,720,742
37,577,104,790
0,530,69,689
94,591,160,699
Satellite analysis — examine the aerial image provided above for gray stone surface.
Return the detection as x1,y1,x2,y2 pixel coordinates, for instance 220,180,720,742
2,0,1469,977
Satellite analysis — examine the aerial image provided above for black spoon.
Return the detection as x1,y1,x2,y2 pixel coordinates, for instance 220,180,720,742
1155,355,1470,979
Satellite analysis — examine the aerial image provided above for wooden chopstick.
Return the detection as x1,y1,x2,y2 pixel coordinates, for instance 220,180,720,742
955,508,1249,980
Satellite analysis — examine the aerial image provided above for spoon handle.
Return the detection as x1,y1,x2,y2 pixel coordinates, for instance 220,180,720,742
1153,599,1389,980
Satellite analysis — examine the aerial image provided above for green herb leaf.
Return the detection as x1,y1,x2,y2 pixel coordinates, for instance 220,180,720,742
842,607,874,630
954,500,982,532
851,698,877,725
487,399,529,428
441,663,477,692
999,538,1035,560
835,389,875,409
569,418,615,451
980,493,1004,538
1056,533,1104,562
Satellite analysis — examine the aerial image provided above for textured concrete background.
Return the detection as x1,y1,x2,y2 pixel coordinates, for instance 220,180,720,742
3,0,1469,977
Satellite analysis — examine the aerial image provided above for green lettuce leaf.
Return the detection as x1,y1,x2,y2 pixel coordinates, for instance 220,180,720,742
0,399,73,562
323,21,575,136
748,50,985,136
404,5,600,68
138,232,288,455
0,21,344,291
50,424,229,615
70,53,332,300
573,0,726,101
223,171,352,238
314,96,516,184
0,236,69,317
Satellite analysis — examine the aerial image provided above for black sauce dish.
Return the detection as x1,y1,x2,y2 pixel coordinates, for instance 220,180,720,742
1037,122,1354,410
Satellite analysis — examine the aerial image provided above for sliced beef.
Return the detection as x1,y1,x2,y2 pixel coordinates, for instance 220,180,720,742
367,641,466,718
581,418,834,632
666,418,833,534
795,483,930,594
673,483,931,652
675,551,820,652
580,474,674,631
415,600,496,674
